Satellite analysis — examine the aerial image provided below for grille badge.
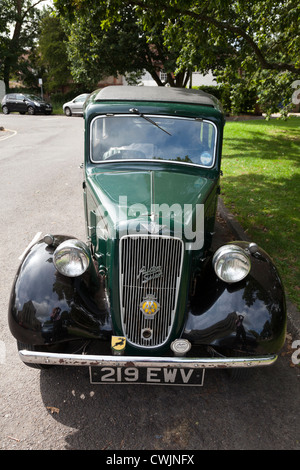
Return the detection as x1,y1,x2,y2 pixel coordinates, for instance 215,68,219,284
140,294,160,319
137,266,163,284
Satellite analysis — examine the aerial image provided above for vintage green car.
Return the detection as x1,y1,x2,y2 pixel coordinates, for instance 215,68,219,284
9,87,286,385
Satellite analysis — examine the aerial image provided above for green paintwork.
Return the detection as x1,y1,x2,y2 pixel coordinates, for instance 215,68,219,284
86,169,215,221
82,88,225,352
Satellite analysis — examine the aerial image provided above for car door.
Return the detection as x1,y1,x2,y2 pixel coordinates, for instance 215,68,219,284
15,94,27,113
7,94,17,112
71,95,87,114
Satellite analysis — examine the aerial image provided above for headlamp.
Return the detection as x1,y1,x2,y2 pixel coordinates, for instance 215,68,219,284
213,244,251,283
53,239,90,277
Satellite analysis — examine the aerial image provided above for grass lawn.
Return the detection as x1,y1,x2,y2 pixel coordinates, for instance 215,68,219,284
221,116,300,309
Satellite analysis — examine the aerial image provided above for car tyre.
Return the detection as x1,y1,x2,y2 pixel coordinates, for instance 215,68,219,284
27,106,35,115
17,341,52,370
2,106,9,114
64,107,72,117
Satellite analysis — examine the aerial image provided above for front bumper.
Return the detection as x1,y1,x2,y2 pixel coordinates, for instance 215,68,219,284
19,350,277,369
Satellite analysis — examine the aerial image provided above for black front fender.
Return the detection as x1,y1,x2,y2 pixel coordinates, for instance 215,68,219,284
8,235,111,346
184,241,286,355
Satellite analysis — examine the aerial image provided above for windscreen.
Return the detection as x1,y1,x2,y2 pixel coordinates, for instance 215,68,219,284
27,95,43,102
91,115,216,167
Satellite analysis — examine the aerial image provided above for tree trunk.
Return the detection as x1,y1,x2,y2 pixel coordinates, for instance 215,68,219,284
4,59,11,93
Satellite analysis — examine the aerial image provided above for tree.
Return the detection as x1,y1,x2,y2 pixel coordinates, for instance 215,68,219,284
131,0,299,114
0,0,47,92
54,2,191,87
55,0,299,73
37,10,72,92
164,0,299,116
55,0,299,113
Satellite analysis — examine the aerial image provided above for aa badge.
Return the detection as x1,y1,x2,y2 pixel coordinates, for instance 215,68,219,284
140,294,160,319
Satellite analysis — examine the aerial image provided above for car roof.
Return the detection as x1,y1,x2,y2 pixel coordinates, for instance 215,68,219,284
94,86,221,110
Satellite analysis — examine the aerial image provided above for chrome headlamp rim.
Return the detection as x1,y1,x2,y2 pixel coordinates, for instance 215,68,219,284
53,239,90,277
213,244,251,283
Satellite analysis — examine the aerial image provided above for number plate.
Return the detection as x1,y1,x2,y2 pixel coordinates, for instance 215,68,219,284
89,366,205,386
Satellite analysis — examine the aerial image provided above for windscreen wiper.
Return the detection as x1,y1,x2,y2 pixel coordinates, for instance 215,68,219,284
129,108,172,136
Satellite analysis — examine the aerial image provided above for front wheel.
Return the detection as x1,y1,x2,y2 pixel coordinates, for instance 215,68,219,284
27,106,35,115
64,107,72,117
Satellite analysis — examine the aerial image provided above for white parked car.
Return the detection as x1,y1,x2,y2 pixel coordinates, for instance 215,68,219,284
63,93,89,116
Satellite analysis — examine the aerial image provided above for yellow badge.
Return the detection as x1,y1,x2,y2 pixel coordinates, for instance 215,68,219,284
111,336,126,351
140,295,160,318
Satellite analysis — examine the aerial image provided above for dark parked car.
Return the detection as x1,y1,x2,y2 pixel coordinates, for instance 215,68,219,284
1,93,52,115
8,86,286,385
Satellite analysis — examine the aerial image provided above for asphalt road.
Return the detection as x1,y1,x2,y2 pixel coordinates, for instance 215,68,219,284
0,114,299,451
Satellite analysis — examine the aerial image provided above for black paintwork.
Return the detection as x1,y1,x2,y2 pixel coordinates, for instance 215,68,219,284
8,236,111,348
8,237,286,357
183,242,286,356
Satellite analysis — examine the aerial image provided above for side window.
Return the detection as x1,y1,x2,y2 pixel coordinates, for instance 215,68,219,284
16,94,25,101
74,95,83,102
7,94,16,101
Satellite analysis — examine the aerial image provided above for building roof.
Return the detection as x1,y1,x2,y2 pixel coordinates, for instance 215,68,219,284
95,86,220,110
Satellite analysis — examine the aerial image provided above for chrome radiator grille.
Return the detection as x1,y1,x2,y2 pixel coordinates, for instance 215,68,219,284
120,235,184,347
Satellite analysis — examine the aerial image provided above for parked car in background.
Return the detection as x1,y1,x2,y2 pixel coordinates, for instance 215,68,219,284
1,93,52,115
9,86,286,385
63,93,89,116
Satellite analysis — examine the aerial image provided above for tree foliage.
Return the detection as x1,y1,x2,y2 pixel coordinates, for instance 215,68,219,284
56,3,191,87
55,0,299,71
37,10,72,92
54,0,299,114
0,0,47,92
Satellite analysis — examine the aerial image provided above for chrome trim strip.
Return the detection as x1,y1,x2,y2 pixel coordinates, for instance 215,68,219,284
19,350,277,368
